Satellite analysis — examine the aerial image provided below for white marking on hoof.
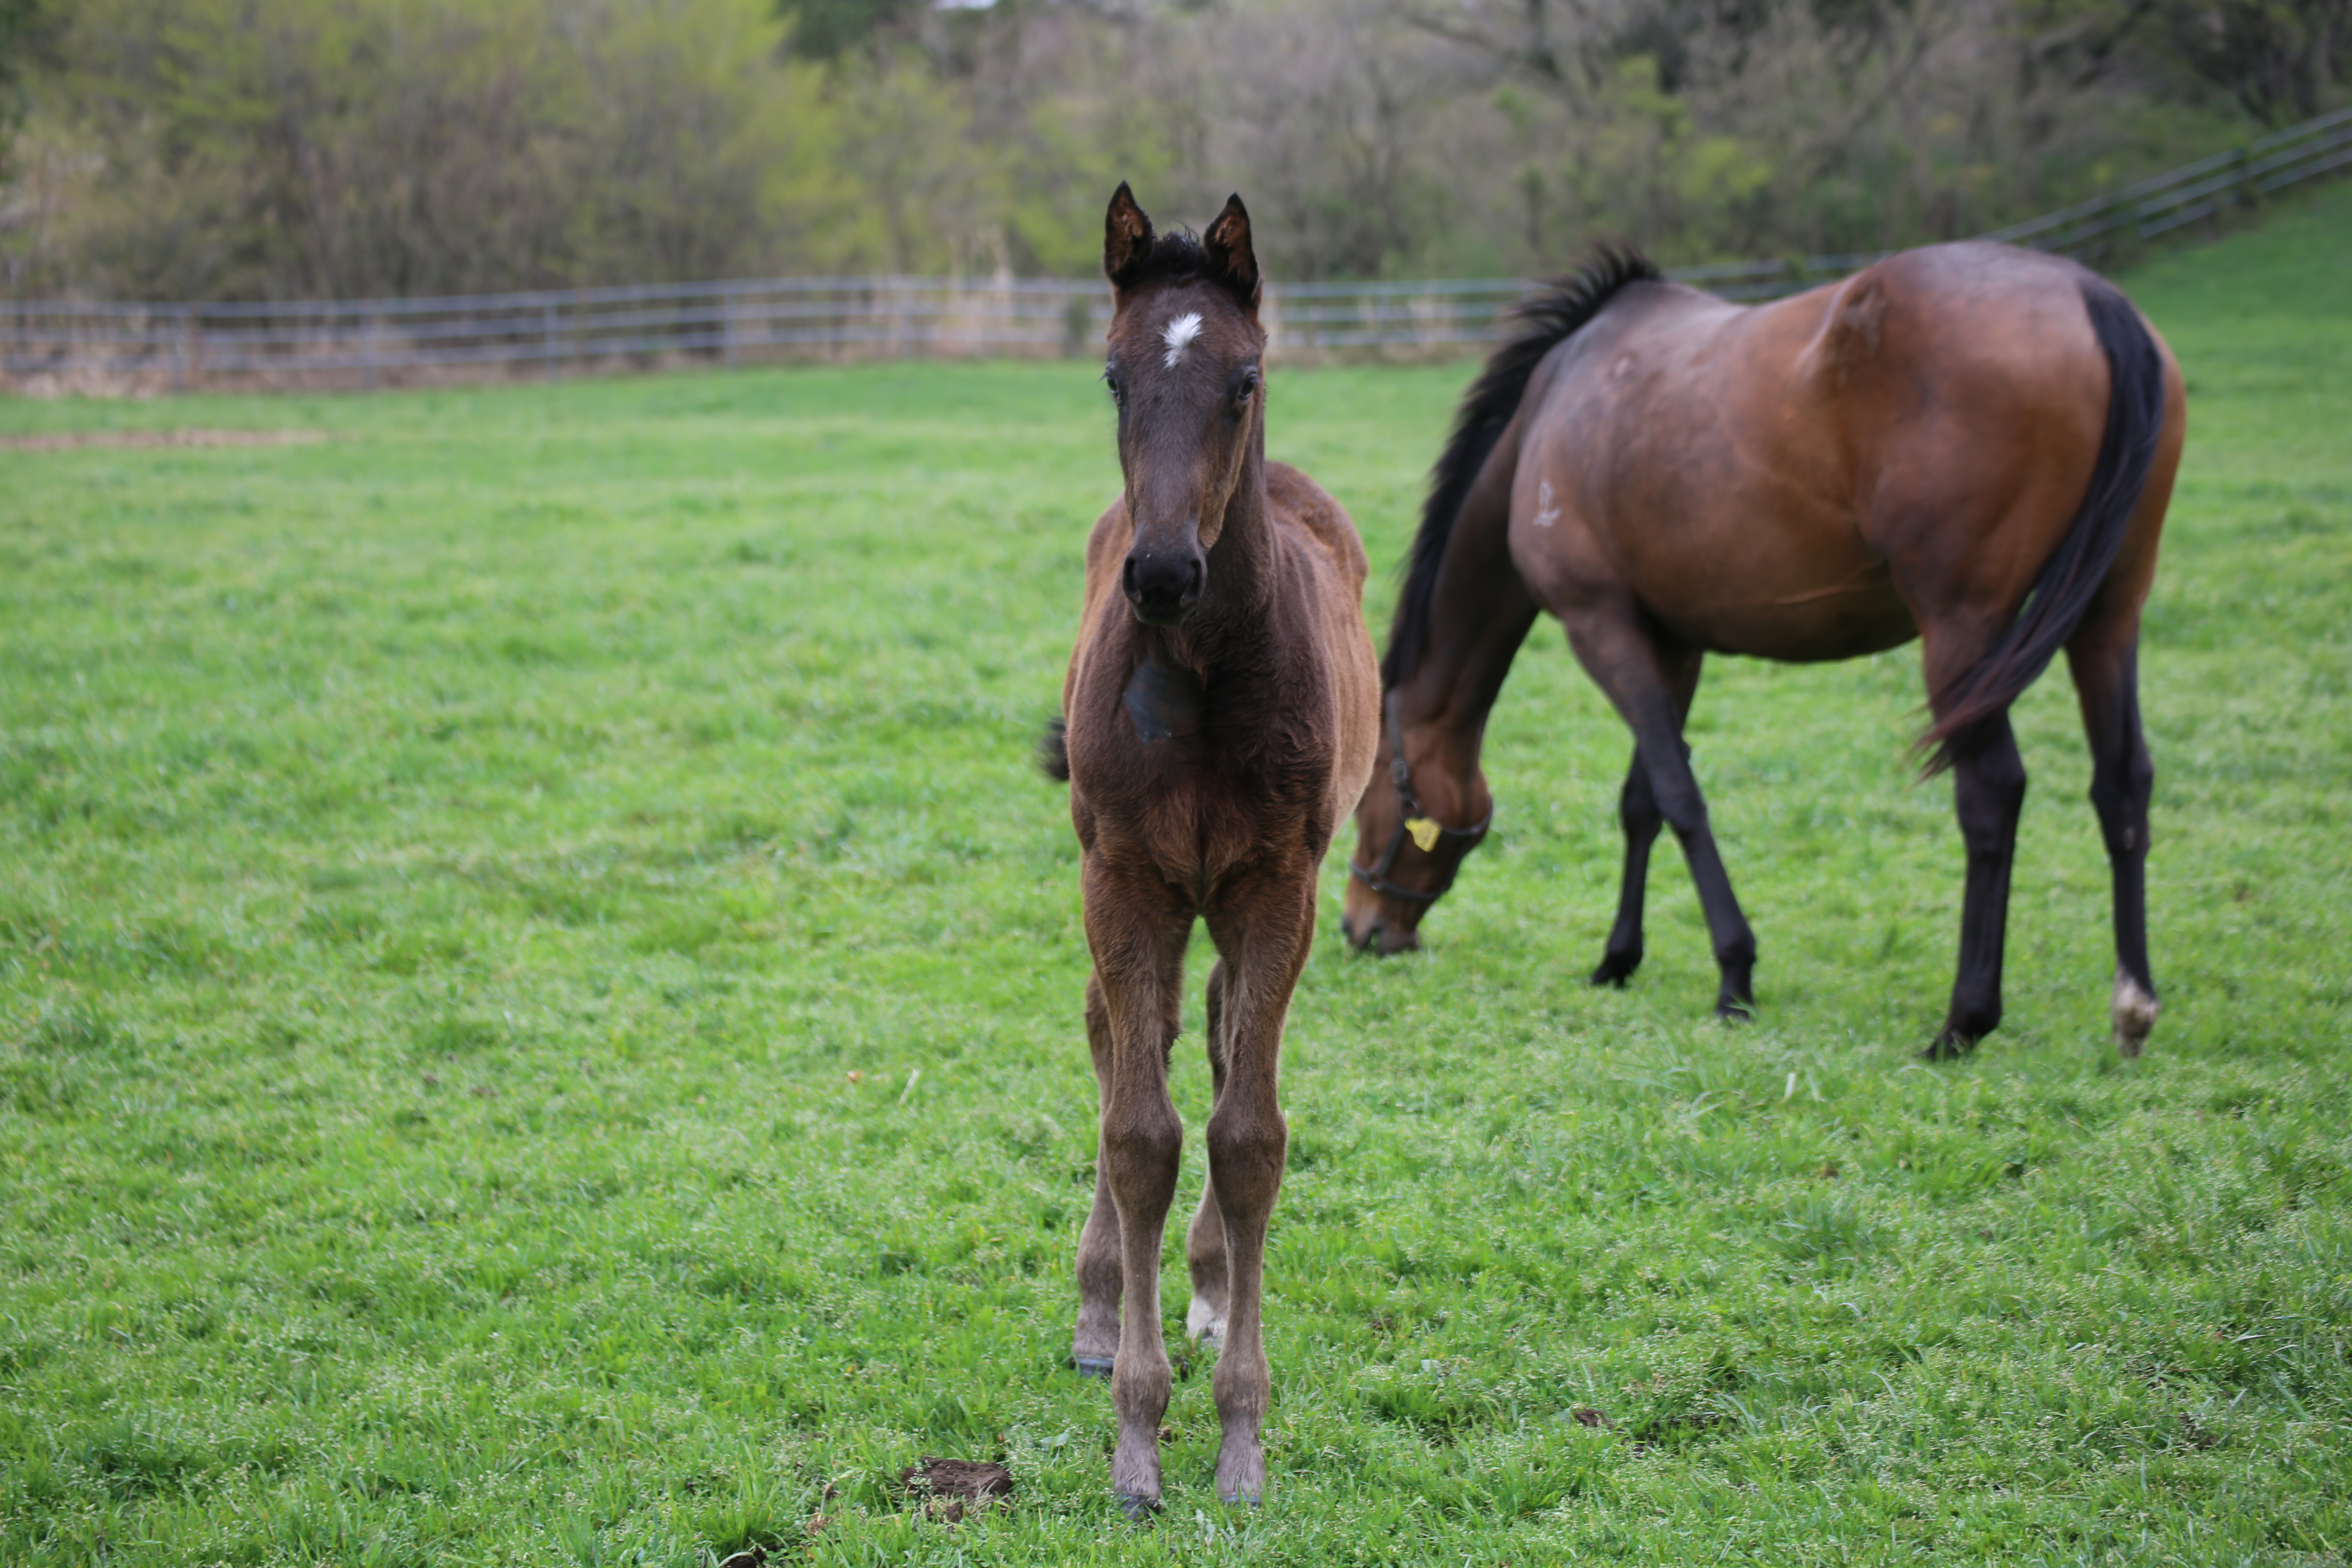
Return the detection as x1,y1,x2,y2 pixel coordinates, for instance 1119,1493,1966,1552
1074,1355,1116,1379
1161,312,1203,368
2112,971,2160,1058
1185,1296,1226,1348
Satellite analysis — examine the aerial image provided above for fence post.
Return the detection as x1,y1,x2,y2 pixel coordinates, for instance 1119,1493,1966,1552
543,301,558,382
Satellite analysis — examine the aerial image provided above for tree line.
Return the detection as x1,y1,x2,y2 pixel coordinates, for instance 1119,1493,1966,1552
0,0,2342,301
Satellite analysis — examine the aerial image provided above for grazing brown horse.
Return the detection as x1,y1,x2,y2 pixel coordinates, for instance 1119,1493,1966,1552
1042,185,1379,1511
1340,243,2185,1058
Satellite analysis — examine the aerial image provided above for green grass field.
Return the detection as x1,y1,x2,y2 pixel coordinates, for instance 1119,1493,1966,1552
2,185,2347,1566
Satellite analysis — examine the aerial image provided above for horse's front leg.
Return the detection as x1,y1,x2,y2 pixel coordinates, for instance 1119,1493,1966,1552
1199,862,1316,1506
1072,973,1123,1378
1564,612,1756,1017
1592,648,1701,987
1082,855,1191,1516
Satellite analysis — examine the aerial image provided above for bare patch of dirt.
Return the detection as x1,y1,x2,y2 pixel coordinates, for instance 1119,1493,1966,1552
901,1456,1013,1522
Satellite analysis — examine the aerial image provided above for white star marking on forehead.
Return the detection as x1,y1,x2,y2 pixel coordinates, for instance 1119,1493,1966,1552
1160,312,1203,369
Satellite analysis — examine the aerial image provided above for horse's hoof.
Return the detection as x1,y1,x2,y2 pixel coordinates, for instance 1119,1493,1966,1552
1114,1492,1161,1521
1715,999,1753,1022
1074,1356,1115,1380
1589,956,1637,988
1921,1030,1975,1061
2111,971,2159,1058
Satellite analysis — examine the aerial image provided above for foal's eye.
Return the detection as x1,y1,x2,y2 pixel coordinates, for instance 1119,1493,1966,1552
1104,368,1124,407
1234,369,1260,407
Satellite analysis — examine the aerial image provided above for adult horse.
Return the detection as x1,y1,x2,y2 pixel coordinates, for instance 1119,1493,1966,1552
1044,185,1378,1510
1340,244,2185,1058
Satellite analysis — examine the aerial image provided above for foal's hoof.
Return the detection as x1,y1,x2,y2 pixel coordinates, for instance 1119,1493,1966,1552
2111,971,2160,1058
1073,1356,1115,1380
1114,1492,1161,1522
1714,998,1753,1022
1214,1443,1266,1507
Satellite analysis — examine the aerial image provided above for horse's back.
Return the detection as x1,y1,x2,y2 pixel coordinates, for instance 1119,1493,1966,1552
1264,460,1381,822
1265,461,1370,588
1517,242,2178,661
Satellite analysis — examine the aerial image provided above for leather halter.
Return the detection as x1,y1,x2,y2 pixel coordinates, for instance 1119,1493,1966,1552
1348,692,1492,906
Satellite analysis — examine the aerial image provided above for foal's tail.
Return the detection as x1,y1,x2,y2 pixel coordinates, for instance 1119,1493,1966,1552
1038,715,1070,782
1921,277,2168,774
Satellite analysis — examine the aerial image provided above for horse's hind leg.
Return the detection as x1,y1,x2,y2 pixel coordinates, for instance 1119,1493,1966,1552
1927,709,2028,1057
1200,866,1316,1505
2068,634,2158,1055
1072,973,1122,1378
1183,960,1231,1348
1592,650,1702,987
1563,612,1756,1016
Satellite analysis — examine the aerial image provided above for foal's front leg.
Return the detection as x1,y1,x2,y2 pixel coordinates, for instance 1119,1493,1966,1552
1072,974,1122,1378
1200,866,1316,1506
1082,859,1191,1515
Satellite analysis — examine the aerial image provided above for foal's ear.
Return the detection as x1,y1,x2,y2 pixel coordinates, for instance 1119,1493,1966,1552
1104,182,1156,292
1203,193,1261,314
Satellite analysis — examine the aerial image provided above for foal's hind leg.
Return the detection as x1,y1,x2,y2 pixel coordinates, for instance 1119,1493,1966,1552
1562,612,1756,1016
1592,650,1703,987
1199,864,1317,1505
2068,635,2158,1055
1183,960,1231,1349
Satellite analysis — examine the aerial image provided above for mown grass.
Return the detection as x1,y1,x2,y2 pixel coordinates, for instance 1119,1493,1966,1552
1,187,2347,1566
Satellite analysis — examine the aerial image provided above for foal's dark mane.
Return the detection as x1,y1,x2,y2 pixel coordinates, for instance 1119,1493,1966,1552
1382,248,1660,688
1113,229,1252,302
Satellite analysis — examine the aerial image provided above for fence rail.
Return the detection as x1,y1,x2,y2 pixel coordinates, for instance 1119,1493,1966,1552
6,106,2348,393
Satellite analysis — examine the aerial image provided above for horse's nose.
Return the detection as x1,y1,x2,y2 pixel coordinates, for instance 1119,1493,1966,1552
1123,546,1205,626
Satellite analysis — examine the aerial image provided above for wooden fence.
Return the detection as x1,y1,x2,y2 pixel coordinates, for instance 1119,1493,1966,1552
4,105,2346,393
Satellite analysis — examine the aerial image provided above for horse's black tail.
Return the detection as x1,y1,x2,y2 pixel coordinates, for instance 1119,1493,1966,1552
1038,715,1070,782
1920,277,2167,775
1383,248,1660,690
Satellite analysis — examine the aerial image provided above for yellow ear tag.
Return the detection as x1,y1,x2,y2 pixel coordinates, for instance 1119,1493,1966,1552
1405,817,1441,853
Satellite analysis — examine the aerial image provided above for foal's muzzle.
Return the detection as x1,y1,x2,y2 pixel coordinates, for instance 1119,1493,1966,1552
1124,544,1205,626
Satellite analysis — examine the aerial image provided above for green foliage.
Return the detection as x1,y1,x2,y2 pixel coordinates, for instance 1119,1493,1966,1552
2,0,2339,294
0,185,2347,1563
775,0,923,61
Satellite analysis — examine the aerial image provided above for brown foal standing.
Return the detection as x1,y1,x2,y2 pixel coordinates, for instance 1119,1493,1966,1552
1042,185,1378,1512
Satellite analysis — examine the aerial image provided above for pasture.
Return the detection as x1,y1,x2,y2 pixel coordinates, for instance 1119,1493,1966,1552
2,188,2348,1565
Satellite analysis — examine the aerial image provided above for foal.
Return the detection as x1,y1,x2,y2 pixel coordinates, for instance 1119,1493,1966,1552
1045,185,1378,1511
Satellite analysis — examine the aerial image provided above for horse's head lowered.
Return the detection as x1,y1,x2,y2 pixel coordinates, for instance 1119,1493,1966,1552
1100,183,1265,627
1341,694,1491,954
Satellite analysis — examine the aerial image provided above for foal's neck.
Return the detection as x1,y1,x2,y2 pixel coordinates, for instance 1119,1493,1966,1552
1184,434,1278,655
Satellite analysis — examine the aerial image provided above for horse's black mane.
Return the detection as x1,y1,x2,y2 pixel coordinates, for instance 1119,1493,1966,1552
1382,247,1661,688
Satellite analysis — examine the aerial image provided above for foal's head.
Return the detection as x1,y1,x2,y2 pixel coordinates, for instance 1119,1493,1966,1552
1099,183,1265,627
